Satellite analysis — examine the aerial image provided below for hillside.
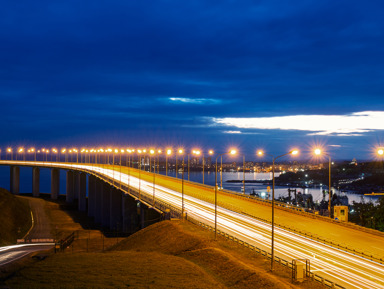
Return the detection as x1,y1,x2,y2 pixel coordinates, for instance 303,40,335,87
4,219,323,288
0,188,31,246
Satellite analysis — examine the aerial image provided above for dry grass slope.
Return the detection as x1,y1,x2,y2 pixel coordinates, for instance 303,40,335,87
0,188,31,246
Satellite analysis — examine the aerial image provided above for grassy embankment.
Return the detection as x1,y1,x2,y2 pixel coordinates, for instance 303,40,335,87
4,218,324,289
0,188,31,246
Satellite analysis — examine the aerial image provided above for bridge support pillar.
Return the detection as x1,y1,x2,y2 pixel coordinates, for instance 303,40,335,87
78,173,87,211
51,168,60,199
73,171,80,201
110,188,122,230
140,203,145,229
122,194,139,233
66,170,74,203
101,183,111,228
94,178,103,224
10,166,20,194
88,175,96,218
32,167,40,197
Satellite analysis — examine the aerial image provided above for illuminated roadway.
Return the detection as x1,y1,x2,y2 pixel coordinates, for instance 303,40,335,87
0,244,54,267
1,160,384,288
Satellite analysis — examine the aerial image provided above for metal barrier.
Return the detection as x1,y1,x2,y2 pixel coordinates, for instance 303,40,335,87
187,218,345,289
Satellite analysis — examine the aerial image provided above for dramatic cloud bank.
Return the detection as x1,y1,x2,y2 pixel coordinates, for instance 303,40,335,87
213,111,384,136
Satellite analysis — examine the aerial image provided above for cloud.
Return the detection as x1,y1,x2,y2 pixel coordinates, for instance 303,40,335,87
169,97,221,105
223,130,242,134
212,111,384,136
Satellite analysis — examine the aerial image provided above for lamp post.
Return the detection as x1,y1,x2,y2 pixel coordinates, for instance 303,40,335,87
18,148,25,161
314,148,332,219
178,149,186,218
166,149,172,176
188,150,201,181
157,150,161,174
242,155,245,194
30,148,36,161
257,149,299,271
203,150,214,184
214,149,237,239
52,148,58,162
119,149,124,190
7,148,12,160
137,149,142,200
150,149,156,206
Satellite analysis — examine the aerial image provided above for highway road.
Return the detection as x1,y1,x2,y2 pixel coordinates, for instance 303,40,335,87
2,160,384,288
0,244,54,267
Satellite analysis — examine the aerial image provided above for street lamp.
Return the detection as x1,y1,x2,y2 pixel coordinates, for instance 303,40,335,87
52,148,58,162
150,149,156,205
137,149,143,200
178,149,186,218
29,148,36,161
166,149,172,176
314,148,332,219
157,149,162,174
257,149,299,271
18,147,25,161
242,155,245,194
7,148,12,160
202,150,214,184
188,150,201,181
214,149,237,239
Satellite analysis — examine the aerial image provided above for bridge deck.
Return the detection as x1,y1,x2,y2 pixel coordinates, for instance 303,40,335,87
1,160,384,288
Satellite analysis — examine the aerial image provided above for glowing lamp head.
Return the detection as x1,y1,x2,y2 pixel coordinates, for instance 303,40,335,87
178,149,183,154
257,150,264,156
7,148,12,153
209,150,214,155
229,149,237,155
194,150,201,155
314,148,321,155
291,150,299,155
138,149,142,154
158,149,162,154
378,149,384,156
150,149,155,155
167,149,172,155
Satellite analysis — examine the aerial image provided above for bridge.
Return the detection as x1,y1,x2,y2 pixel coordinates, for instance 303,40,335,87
1,159,384,289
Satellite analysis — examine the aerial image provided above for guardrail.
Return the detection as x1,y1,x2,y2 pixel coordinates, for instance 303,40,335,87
56,231,75,252
189,219,345,289
79,165,384,265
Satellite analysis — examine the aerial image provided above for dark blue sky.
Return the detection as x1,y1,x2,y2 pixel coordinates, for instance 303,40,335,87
1,0,384,160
